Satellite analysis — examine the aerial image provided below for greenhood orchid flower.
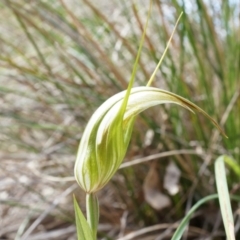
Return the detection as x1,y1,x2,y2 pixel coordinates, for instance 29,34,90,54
74,10,226,195
74,86,225,193
73,9,228,240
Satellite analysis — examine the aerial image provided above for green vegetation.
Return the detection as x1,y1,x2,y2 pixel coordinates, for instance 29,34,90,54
0,0,239,239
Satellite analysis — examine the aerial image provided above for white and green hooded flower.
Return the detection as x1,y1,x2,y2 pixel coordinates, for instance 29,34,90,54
74,85,225,193
73,10,227,240
74,11,226,194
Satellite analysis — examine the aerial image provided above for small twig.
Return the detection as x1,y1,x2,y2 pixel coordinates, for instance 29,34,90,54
120,149,204,169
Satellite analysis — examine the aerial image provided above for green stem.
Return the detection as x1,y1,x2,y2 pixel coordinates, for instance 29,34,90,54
86,193,99,239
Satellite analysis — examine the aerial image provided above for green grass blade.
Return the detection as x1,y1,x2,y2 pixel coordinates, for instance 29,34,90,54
146,12,183,87
171,194,218,240
224,155,240,177
119,0,152,116
215,155,235,240
9,4,52,74
73,196,94,240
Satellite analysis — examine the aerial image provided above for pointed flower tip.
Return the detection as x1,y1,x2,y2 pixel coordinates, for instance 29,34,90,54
75,86,226,193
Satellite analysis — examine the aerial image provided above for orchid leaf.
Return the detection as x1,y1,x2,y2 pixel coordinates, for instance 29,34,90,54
73,196,94,240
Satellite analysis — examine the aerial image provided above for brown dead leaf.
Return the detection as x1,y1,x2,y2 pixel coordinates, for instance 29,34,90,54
143,162,171,211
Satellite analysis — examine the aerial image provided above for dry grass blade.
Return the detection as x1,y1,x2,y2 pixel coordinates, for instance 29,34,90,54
120,149,203,168
20,184,77,240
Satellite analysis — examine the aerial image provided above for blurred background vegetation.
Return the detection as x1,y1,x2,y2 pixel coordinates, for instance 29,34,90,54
0,0,239,239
